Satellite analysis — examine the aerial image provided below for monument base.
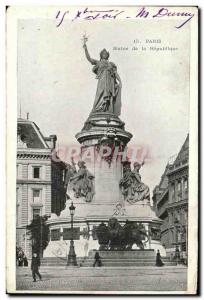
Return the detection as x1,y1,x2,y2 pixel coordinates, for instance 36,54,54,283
44,198,167,258
88,249,155,259
41,248,176,267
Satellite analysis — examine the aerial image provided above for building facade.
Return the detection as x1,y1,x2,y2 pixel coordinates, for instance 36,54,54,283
16,118,67,258
153,135,189,259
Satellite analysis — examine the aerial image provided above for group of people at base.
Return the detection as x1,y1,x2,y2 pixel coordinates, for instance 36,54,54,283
16,247,28,267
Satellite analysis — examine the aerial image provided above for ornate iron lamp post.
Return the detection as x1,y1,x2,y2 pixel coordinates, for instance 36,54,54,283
174,219,180,265
67,202,78,266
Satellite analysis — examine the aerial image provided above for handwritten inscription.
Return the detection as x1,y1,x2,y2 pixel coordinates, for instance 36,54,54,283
152,8,194,29
56,7,195,29
72,7,124,21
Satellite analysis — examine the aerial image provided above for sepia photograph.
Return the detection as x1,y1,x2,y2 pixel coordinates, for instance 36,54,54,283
6,5,198,294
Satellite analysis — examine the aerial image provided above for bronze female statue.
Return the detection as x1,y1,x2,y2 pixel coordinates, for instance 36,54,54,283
83,35,122,116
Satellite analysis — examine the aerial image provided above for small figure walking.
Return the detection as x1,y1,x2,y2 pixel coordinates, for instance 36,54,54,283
93,251,102,267
155,250,164,267
31,253,42,282
23,255,28,267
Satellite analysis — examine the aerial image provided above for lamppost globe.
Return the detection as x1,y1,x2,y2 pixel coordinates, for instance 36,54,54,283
69,202,76,216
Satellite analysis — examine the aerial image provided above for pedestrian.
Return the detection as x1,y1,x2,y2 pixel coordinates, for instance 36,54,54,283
31,253,42,282
18,256,24,266
155,250,164,267
23,255,28,267
93,251,102,267
17,249,24,266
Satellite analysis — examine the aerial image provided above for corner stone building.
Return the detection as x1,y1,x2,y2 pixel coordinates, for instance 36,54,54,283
152,135,189,258
16,118,67,258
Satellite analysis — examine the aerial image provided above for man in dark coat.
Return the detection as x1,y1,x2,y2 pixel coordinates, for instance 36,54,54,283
31,253,42,282
93,251,102,267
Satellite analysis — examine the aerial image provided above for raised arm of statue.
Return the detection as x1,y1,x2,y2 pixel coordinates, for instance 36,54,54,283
83,44,97,65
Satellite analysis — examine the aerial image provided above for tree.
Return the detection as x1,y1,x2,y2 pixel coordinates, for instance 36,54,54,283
26,215,49,257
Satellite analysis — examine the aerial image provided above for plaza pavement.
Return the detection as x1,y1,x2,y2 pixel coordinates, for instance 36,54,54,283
16,265,187,293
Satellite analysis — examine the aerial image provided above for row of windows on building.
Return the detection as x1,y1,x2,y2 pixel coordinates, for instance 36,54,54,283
17,165,66,184
16,187,42,203
16,187,44,224
17,165,41,179
16,204,42,226
16,188,66,223
161,227,186,249
170,177,188,203
167,209,188,225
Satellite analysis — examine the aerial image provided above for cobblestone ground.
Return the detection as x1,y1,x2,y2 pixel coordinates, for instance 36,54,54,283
16,266,187,293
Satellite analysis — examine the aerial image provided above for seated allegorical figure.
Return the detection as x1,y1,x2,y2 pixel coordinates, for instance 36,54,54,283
119,161,150,204
64,160,95,203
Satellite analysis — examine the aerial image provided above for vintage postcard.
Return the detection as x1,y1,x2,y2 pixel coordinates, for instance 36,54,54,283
6,6,198,294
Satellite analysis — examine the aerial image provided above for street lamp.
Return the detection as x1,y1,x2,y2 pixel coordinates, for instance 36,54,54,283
174,219,180,265
67,202,78,266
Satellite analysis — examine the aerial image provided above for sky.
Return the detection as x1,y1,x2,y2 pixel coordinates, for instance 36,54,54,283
17,17,190,195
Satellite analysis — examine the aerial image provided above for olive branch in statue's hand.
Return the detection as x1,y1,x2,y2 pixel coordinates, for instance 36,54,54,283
82,33,89,48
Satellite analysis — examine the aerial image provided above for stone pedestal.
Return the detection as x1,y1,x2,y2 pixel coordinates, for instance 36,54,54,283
75,112,132,206
44,112,166,259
